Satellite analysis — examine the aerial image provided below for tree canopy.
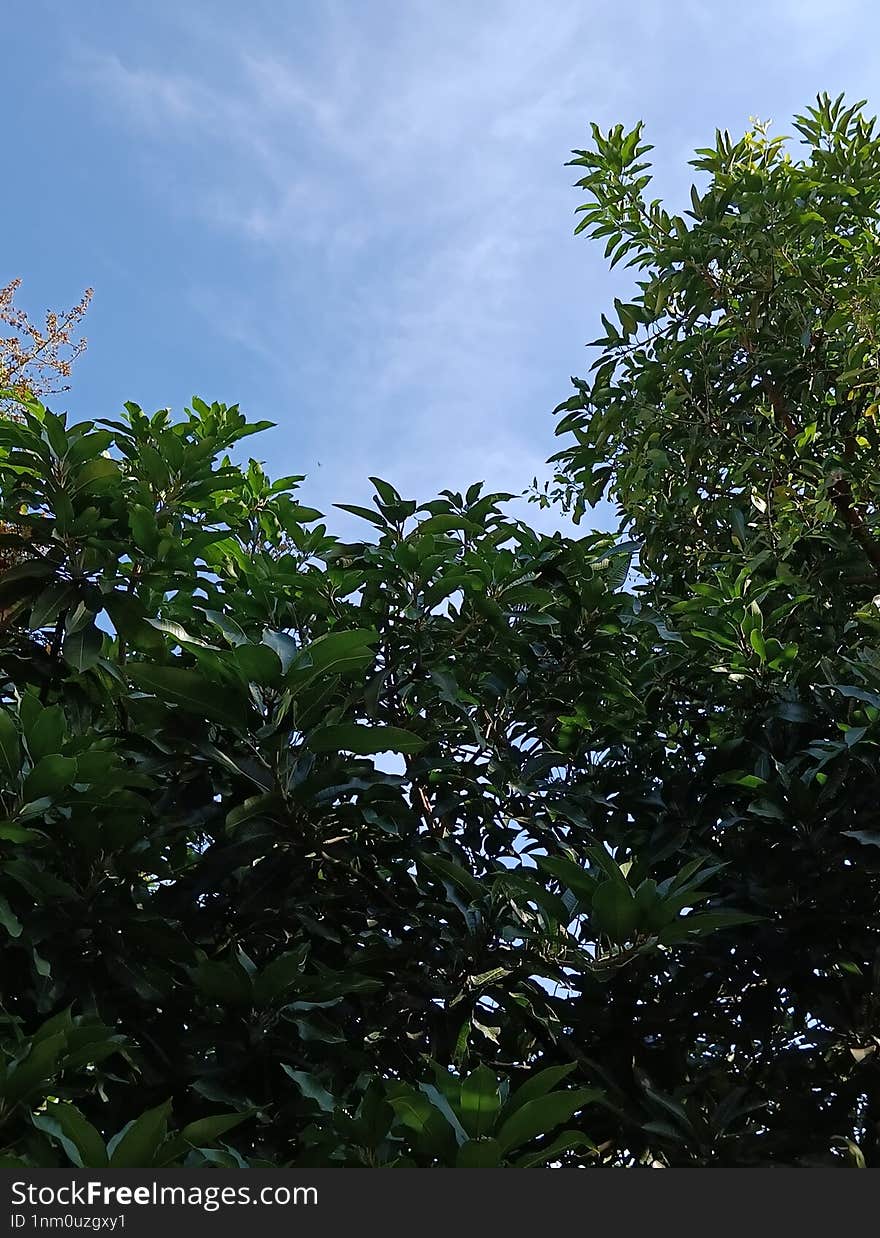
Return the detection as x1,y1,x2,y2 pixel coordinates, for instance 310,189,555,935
1,93,879,1168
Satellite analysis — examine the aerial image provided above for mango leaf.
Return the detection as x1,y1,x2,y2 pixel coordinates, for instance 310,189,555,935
282,1066,335,1112
501,1063,577,1119
459,1065,501,1138
306,723,424,755
590,880,639,944
193,958,253,1006
22,754,77,800
127,665,248,727
516,1129,597,1167
261,628,298,670
0,710,20,777
456,1137,502,1167
0,895,23,938
496,1088,602,1154
62,622,103,671
4,1033,66,1104
418,1083,469,1146
109,1099,173,1168
418,852,483,902
254,945,310,1006
659,909,764,942
32,1102,108,1169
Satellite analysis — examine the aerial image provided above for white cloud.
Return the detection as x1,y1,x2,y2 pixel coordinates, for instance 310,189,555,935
68,1,880,525
74,3,614,514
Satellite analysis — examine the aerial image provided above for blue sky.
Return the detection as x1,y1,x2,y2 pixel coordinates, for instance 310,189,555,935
6,1,880,532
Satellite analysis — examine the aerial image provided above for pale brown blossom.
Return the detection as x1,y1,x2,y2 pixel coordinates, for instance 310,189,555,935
0,278,93,409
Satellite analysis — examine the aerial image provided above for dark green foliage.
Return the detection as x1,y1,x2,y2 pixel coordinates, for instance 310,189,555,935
543,92,880,1167
1,395,732,1167
2,93,879,1168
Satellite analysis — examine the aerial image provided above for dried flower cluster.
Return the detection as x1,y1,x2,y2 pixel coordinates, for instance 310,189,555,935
0,279,91,599
0,278,93,406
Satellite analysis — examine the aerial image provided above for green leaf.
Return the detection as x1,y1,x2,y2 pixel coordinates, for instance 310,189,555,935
828,684,880,709
29,582,77,631
749,628,767,662
25,705,65,763
281,1066,335,1112
33,1102,108,1168
179,1110,253,1148
129,506,159,553
4,1033,66,1104
232,643,282,686
261,629,298,671
203,609,248,647
65,430,113,466
193,958,253,1006
0,559,55,605
456,1137,502,1167
516,1129,597,1167
22,754,77,800
41,411,69,456
0,822,41,843
659,909,763,942
387,1087,442,1136
536,856,598,903
102,591,164,647
843,830,880,848
501,1064,577,1118
0,709,20,778
62,622,103,672
225,793,280,829
418,1083,469,1145
590,879,639,943
109,1099,173,1168
254,945,309,1006
144,618,205,646
369,476,401,505
496,1088,602,1154
287,629,379,685
127,665,248,727
0,894,23,938
459,1065,501,1138
306,723,424,755
418,852,483,901
71,456,120,493
334,503,388,529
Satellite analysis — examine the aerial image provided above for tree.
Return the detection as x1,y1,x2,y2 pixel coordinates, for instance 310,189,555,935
0,392,754,1168
1,94,878,1170
0,279,92,598
0,280,92,407
546,92,880,1165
